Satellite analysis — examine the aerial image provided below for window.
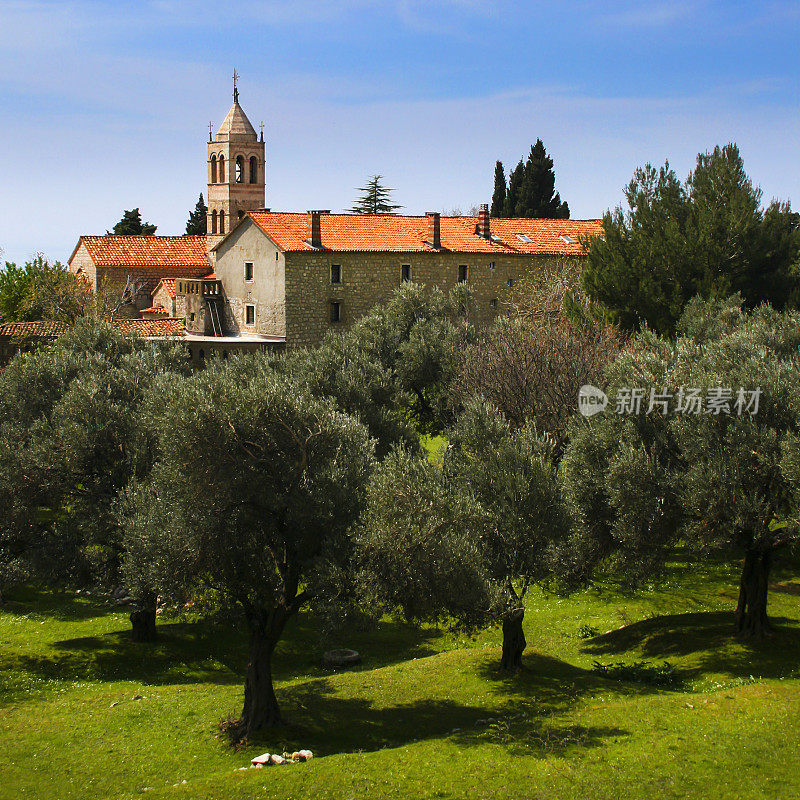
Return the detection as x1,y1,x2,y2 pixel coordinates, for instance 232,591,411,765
401,264,411,282
219,155,225,182
244,262,254,282
489,261,495,271
330,264,341,284
330,301,341,323
235,155,244,183
507,277,515,287
210,155,217,183
219,210,225,234
249,156,258,184
490,298,498,309
245,304,255,325
458,265,468,283
211,210,217,235
516,233,533,243
559,234,575,244
190,312,196,322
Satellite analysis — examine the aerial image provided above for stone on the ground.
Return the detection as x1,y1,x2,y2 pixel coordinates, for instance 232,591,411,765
321,649,361,668
251,753,271,766
269,754,285,765
298,749,313,761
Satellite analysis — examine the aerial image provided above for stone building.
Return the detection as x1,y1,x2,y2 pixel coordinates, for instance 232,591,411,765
67,81,602,354
205,83,266,255
68,235,212,313
184,207,603,349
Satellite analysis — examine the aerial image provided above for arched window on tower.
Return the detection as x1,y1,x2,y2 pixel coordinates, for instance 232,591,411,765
219,155,226,182
249,156,258,184
210,155,217,183
219,210,226,234
211,210,217,234
235,156,244,183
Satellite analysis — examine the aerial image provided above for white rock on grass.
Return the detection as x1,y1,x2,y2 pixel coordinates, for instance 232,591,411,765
251,753,271,766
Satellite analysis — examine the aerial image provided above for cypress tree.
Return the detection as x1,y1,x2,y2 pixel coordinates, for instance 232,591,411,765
185,193,208,235
490,161,507,218
518,140,570,219
504,160,525,218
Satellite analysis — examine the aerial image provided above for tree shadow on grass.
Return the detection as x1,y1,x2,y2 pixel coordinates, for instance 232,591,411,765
253,657,628,760
581,610,800,682
1,589,119,623
4,611,441,705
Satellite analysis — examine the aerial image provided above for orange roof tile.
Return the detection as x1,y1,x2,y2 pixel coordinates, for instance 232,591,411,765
152,278,177,299
140,306,170,315
77,236,211,269
112,319,185,337
0,321,70,340
246,212,602,256
0,319,185,341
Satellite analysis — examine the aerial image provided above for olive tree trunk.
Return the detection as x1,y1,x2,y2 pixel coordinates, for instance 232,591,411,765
735,549,773,638
235,606,293,740
500,607,526,672
130,591,158,642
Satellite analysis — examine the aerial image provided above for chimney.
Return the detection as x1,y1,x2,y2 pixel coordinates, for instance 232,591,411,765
306,210,324,248
477,203,490,239
426,211,441,249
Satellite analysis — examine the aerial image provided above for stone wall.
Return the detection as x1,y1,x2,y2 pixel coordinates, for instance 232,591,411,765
283,250,564,349
213,219,286,337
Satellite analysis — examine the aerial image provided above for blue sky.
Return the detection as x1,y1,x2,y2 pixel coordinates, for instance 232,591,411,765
0,0,798,264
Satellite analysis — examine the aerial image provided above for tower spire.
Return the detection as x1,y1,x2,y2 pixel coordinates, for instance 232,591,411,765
233,69,239,103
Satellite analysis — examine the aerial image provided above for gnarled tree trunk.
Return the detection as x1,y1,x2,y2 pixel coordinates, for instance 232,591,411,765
500,607,526,672
735,549,773,638
130,591,157,642
235,606,292,741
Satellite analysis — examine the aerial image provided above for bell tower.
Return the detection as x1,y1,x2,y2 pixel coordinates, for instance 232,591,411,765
206,72,265,257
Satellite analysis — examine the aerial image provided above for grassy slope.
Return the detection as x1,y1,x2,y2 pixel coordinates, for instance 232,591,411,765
1,555,799,800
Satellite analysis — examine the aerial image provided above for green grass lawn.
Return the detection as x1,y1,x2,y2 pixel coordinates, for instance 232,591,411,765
2,554,799,800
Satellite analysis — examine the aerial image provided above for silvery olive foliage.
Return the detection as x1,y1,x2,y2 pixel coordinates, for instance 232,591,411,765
559,295,800,637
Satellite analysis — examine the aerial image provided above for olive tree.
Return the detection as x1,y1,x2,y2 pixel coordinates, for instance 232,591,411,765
284,282,474,446
559,296,800,637
122,362,374,740
358,398,569,671
0,321,188,626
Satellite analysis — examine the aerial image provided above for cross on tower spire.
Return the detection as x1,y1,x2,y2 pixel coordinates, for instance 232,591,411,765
259,121,264,142
233,69,240,103
208,121,213,142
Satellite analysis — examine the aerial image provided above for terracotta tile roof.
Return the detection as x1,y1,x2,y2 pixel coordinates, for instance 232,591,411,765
0,321,70,341
0,319,185,340
246,212,603,255
153,278,177,299
112,319,185,337
140,306,170,315
77,236,211,269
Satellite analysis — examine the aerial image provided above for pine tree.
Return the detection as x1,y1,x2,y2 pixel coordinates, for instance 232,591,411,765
517,140,570,219
107,208,157,236
490,161,506,218
503,160,525,218
348,175,402,214
185,193,207,235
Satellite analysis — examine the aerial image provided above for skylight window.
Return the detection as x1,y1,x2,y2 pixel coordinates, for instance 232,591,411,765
515,233,534,243
560,234,576,244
